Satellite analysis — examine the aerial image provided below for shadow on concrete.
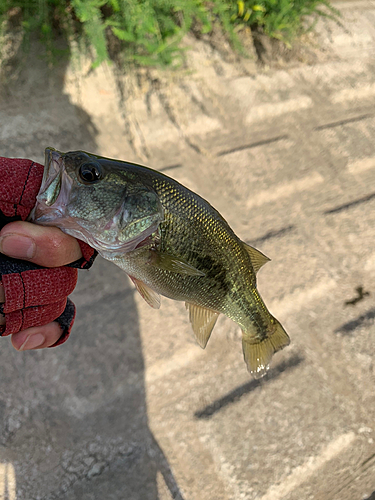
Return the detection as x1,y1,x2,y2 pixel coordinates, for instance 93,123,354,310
159,164,183,172
247,224,296,246
334,308,375,336
194,353,304,420
0,45,184,500
324,192,375,215
217,134,289,156
315,113,374,131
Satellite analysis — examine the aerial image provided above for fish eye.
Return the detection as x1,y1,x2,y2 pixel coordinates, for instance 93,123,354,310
78,162,103,184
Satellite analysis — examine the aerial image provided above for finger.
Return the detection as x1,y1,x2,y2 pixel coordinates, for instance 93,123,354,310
11,322,62,351
0,221,82,267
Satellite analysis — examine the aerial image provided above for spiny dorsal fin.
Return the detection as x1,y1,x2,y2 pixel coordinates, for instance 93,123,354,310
130,276,161,309
242,242,270,274
241,320,290,378
150,251,205,276
185,303,219,348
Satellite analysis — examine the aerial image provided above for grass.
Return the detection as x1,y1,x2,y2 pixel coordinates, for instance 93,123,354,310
0,0,341,67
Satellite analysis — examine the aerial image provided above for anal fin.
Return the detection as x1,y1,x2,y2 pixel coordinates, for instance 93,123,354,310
185,303,219,348
242,320,290,379
130,276,161,309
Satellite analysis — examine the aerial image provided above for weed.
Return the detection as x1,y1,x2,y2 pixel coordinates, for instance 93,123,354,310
0,0,341,67
231,0,341,47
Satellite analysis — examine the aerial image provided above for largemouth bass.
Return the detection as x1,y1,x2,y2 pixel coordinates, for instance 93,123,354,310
31,148,290,378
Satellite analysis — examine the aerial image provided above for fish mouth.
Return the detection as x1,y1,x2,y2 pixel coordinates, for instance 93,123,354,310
41,148,63,206
29,148,73,224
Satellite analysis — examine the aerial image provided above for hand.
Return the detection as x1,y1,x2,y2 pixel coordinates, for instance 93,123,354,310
0,155,97,351
0,221,83,350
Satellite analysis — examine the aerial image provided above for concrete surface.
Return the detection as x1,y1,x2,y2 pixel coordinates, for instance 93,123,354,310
0,1,374,499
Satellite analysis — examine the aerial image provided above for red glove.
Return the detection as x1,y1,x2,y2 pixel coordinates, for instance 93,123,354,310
0,157,97,346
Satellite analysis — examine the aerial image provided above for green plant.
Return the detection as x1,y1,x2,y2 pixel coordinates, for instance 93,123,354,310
0,0,341,67
230,0,341,46
102,0,212,66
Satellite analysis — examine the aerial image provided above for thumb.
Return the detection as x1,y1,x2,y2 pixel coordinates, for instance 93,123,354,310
0,221,82,267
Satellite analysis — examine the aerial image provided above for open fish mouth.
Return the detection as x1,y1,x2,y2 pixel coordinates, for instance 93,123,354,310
30,148,73,224
40,148,64,207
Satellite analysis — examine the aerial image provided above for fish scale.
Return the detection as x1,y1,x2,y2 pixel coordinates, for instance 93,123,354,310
31,148,290,378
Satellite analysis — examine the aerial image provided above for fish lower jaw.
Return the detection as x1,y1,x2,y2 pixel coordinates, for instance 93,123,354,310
32,208,65,225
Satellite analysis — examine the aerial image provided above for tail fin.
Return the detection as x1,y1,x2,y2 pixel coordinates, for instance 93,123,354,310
242,320,290,379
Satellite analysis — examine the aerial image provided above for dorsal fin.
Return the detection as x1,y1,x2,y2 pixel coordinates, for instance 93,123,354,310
130,276,161,309
242,242,270,274
185,303,219,348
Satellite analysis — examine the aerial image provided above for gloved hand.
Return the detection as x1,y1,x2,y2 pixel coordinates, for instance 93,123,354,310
0,157,97,349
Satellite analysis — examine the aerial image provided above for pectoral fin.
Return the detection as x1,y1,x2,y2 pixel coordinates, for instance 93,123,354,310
242,242,270,274
185,303,219,348
150,251,205,276
130,276,161,309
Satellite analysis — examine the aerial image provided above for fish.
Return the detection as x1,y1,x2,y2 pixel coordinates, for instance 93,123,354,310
30,148,290,378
